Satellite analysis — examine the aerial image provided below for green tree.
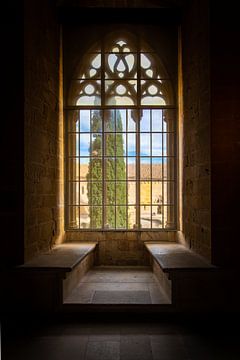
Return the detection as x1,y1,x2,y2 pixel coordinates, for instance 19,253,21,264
87,110,126,228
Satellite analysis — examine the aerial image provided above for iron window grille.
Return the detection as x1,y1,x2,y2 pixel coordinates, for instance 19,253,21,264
65,32,176,231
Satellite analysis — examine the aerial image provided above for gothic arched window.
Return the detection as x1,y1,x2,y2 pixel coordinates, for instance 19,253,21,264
66,32,176,230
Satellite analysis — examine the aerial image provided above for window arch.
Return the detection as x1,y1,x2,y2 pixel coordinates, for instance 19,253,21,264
66,32,176,230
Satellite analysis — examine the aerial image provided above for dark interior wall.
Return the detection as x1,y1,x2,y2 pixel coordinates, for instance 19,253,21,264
24,0,61,261
1,2,24,267
210,4,240,267
181,0,211,260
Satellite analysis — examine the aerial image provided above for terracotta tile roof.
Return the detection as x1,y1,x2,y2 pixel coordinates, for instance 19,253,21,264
79,163,166,180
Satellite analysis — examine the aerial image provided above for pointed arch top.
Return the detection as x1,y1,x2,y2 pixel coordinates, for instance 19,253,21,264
68,31,174,107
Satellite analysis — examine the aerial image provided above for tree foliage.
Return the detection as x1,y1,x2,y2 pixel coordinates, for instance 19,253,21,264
87,110,126,228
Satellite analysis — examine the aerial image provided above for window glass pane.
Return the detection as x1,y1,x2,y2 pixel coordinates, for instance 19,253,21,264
89,206,102,229
116,133,126,156
105,80,137,105
116,182,127,205
163,133,167,156
163,109,175,132
105,206,115,229
152,109,162,132
152,158,163,180
91,110,102,132
152,133,162,156
79,157,89,181
104,110,115,132
69,80,101,106
105,53,137,79
105,133,115,156
140,181,151,205
152,206,163,229
104,36,137,53
76,53,101,79
140,53,168,79
89,158,102,181
116,158,127,180
128,158,136,180
88,182,103,205
80,110,91,132
106,182,115,205
118,109,126,131
128,182,136,205
106,158,115,180
152,182,162,206
79,133,90,156
140,158,151,180
140,110,150,132
91,133,102,157
140,205,151,228
163,181,175,205
116,206,127,228
127,133,136,156
128,206,136,229
141,80,173,106
128,110,136,131
79,206,90,229
140,133,150,156
79,182,88,203
66,35,176,230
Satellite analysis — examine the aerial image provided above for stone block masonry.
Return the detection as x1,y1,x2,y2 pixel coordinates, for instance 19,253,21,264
181,0,211,261
24,0,63,261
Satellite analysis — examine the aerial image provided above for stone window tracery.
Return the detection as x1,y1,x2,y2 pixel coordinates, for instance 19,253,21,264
66,33,176,230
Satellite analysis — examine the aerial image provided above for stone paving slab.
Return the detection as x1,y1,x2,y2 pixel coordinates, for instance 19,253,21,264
145,242,215,271
20,242,97,271
92,290,152,304
64,267,171,305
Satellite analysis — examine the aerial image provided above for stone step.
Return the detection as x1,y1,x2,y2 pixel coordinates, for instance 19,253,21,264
144,242,215,273
144,242,220,310
19,242,98,272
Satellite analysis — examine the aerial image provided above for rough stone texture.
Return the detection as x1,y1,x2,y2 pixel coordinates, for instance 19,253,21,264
181,0,211,261
65,231,176,265
24,0,64,261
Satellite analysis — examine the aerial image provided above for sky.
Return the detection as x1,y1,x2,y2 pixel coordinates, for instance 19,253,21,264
74,109,169,164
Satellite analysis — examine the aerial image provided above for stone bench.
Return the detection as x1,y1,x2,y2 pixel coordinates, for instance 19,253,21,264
144,242,217,310
17,242,98,311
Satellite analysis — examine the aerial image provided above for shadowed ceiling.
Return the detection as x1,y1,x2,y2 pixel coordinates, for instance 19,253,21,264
56,0,188,8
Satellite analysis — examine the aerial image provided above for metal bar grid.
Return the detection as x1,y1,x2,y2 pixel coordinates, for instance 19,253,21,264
64,32,177,231
65,108,176,231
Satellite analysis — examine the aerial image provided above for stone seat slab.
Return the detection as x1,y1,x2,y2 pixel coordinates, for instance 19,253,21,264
19,242,97,272
145,242,215,273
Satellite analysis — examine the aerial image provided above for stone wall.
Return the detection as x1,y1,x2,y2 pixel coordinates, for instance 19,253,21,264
180,0,211,260
66,231,176,265
24,0,64,261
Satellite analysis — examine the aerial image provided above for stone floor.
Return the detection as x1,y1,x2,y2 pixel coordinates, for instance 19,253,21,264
64,266,170,304
2,317,240,360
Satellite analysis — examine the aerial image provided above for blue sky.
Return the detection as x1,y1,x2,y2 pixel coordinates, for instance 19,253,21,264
75,110,168,163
